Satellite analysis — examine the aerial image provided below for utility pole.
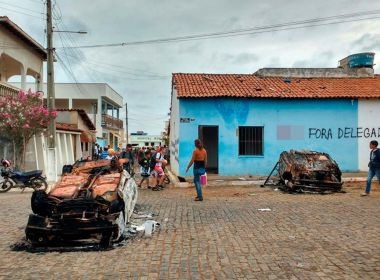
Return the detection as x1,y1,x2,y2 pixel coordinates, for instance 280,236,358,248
46,0,57,181
125,102,128,145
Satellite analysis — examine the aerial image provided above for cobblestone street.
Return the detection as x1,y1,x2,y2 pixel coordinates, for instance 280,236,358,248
0,183,379,279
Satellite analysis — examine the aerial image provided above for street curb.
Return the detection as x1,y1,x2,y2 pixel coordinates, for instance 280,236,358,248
167,173,367,188
166,169,182,188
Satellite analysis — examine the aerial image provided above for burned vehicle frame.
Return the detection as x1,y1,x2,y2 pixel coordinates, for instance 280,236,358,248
25,159,137,248
263,150,343,193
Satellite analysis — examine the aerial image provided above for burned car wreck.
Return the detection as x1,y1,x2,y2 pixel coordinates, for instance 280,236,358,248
263,150,343,193
25,159,137,247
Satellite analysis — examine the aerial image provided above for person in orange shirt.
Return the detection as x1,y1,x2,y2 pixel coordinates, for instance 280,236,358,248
186,139,207,201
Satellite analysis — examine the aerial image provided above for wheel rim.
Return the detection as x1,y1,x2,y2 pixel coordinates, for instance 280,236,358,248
33,179,47,191
0,181,11,189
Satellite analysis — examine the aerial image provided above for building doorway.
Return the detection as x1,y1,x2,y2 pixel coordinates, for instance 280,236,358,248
198,125,218,174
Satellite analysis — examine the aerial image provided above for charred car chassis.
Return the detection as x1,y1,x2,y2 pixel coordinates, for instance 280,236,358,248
25,159,137,247
263,150,343,193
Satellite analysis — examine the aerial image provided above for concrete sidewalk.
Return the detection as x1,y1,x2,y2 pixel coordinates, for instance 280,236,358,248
167,170,368,188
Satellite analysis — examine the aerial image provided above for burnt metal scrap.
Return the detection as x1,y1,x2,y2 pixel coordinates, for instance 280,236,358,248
263,150,343,193
25,159,138,248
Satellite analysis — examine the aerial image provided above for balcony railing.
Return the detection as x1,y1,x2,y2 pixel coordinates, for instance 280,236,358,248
0,82,19,97
101,114,123,129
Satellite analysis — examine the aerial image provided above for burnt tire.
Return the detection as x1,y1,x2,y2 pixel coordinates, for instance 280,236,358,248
99,231,112,249
31,178,48,191
0,179,12,193
31,191,49,216
29,235,48,246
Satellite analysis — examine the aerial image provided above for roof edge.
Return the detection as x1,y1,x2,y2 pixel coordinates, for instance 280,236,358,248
0,16,47,59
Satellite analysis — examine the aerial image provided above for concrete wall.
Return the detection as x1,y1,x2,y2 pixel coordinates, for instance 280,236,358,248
130,135,163,147
72,99,95,113
56,111,78,125
20,83,122,106
176,98,359,176
24,131,80,174
169,89,180,174
0,28,44,84
55,99,69,109
358,99,380,171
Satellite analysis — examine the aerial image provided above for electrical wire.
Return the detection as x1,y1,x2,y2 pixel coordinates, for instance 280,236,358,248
0,5,45,19
57,10,380,49
2,10,380,51
60,53,169,78
0,1,43,14
55,52,91,97
52,6,168,81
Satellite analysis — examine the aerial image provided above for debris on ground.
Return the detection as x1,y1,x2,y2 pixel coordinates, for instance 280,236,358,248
262,150,343,193
12,203,160,252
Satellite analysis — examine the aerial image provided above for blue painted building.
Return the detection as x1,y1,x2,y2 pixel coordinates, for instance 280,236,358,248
170,64,380,176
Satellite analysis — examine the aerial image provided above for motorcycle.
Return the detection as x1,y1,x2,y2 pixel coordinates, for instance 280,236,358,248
0,159,48,193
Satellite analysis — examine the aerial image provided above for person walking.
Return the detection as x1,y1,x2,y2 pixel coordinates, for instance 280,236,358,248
186,139,207,201
100,145,110,159
121,144,135,175
93,144,99,160
105,148,116,160
138,150,152,188
361,140,380,196
137,146,146,163
151,146,167,191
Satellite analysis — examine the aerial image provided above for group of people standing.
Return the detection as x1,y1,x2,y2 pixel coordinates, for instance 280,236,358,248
137,146,168,191
93,140,208,199
94,144,170,191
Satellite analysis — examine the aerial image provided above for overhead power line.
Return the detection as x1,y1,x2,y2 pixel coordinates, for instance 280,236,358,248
0,1,43,14
57,10,380,49
0,5,45,19
59,54,169,79
60,52,169,78
1,10,380,51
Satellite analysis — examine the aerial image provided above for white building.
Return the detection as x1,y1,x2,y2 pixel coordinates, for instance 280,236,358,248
129,134,163,148
24,109,96,174
0,17,97,177
20,83,125,150
0,16,45,90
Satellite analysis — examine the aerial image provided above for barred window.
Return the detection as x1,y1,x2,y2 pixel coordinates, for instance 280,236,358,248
239,126,264,156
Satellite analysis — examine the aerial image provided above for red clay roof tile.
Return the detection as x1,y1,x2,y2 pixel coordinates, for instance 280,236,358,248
172,73,380,99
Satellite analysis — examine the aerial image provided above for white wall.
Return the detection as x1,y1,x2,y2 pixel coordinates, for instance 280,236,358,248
169,88,180,175
25,131,80,175
358,99,380,171
0,28,44,82
130,135,163,147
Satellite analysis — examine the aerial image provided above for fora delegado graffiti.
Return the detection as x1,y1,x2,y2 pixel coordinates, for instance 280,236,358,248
309,127,380,140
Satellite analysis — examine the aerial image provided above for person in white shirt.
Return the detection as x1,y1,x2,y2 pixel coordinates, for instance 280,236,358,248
152,147,167,191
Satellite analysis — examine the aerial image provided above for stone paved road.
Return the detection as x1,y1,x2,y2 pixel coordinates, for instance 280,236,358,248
0,183,379,279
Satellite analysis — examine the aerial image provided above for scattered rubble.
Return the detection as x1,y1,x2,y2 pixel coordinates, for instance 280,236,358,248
258,208,272,212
